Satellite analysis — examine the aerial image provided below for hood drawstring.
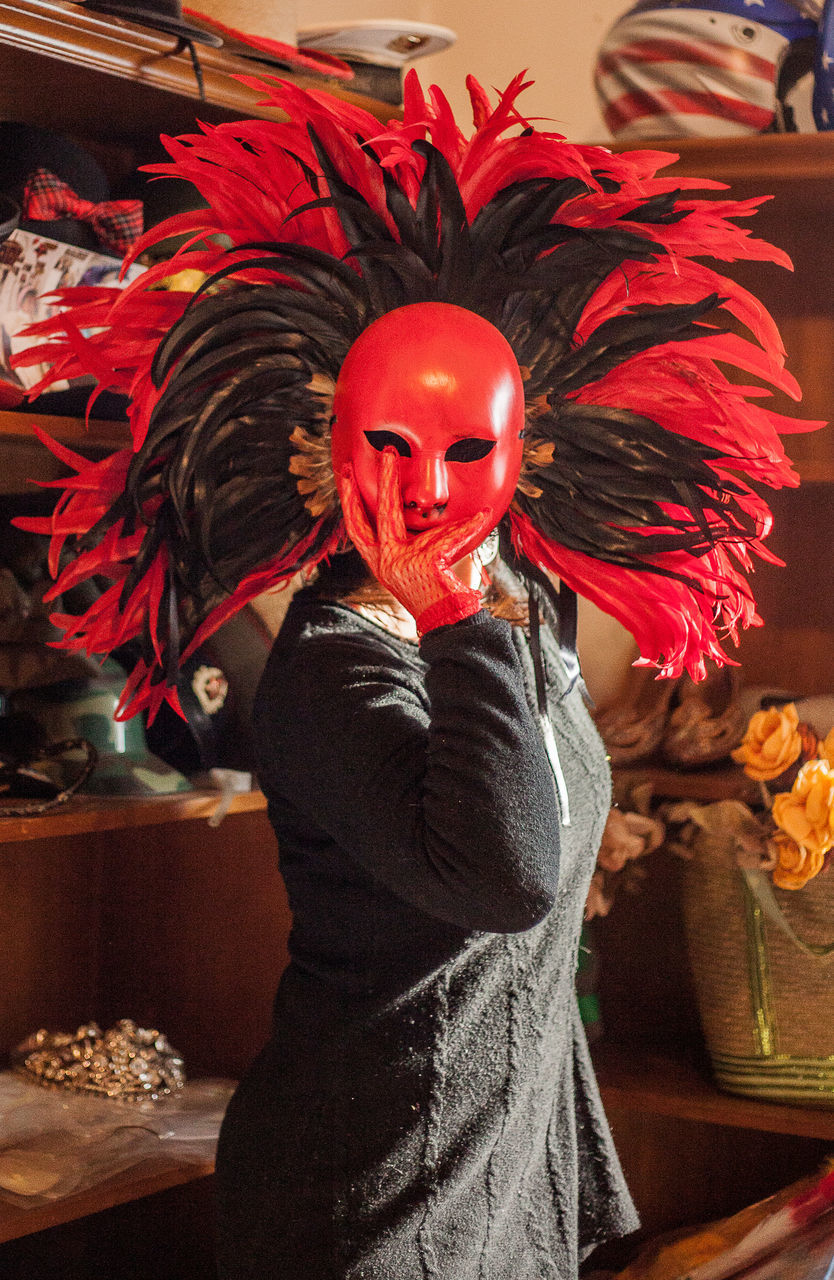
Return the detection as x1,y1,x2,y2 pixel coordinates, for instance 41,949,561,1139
529,586,572,828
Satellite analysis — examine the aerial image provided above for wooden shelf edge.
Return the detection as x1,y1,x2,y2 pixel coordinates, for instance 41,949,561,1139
0,409,128,451
0,0,399,122
0,1154,214,1244
593,1042,834,1141
612,763,759,805
607,130,834,187
0,786,267,843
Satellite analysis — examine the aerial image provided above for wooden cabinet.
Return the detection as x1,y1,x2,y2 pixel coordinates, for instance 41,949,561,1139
0,791,292,1276
0,4,832,1270
589,128,834,1264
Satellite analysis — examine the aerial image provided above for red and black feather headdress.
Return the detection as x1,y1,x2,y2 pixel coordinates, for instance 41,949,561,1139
13,70,821,720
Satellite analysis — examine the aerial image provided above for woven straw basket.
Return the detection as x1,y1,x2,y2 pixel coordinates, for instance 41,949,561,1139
680,800,834,1107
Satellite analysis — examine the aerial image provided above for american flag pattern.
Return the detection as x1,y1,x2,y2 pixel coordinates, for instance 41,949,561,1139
595,0,814,139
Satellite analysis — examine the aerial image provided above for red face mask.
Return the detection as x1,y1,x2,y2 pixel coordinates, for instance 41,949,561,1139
331,303,526,551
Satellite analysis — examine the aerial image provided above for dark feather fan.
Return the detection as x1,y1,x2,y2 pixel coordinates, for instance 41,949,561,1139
11,69,822,718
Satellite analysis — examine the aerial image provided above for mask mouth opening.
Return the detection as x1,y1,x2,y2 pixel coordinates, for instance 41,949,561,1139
404,501,448,514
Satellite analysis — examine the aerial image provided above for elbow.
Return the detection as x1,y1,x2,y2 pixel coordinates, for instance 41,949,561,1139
477,835,561,932
421,822,561,933
471,883,558,934
446,855,559,932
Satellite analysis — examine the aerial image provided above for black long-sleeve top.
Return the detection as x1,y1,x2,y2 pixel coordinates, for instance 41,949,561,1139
215,591,638,1280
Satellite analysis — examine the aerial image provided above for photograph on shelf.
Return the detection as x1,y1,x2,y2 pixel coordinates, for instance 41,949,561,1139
0,230,145,393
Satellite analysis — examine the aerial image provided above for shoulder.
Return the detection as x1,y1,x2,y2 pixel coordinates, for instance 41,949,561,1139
256,591,426,717
252,591,431,796
273,590,420,667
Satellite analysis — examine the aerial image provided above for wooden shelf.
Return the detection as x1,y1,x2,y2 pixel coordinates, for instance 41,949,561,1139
0,1153,214,1245
0,0,397,124
0,409,127,451
610,130,834,191
0,786,266,844
10,1043,828,1248
613,762,759,805
0,410,128,489
594,1043,834,1141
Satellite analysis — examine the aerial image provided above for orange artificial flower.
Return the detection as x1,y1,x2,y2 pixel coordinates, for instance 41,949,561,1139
731,703,803,782
771,759,834,860
820,729,834,767
771,833,826,891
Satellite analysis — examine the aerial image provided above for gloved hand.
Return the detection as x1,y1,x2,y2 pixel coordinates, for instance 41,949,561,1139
339,448,490,635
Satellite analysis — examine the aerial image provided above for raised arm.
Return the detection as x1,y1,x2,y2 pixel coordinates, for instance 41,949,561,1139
255,607,562,934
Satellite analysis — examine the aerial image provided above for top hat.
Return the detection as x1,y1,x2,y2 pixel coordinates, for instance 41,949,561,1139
81,0,222,46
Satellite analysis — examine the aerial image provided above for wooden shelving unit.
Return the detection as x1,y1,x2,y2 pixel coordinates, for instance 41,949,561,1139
591,1041,834,1248
612,128,834,189
11,1038,830,1254
662,135,834,698
0,10,310,1271
613,762,760,805
0,414,125,491
0,4,832,1270
0,786,272,1256
0,790,288,1271
0,0,398,136
586,126,834,1257
0,410,126,447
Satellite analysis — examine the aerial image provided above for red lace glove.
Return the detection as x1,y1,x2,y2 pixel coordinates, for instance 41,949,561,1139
340,449,491,635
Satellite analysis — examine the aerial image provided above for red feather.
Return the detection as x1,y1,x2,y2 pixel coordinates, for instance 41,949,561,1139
510,510,759,681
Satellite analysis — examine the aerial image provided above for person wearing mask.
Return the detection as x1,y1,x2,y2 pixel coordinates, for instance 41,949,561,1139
14,69,812,1279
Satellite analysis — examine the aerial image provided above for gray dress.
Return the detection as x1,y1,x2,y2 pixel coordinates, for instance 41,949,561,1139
216,591,638,1279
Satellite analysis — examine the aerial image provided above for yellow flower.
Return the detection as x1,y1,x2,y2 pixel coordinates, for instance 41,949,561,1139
153,268,209,293
731,703,803,782
771,833,826,891
771,759,834,860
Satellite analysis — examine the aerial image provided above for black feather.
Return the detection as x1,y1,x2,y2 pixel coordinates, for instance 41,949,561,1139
70,111,769,678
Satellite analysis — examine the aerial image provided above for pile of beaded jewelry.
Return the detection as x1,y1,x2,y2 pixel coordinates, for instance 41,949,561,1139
13,1020,186,1101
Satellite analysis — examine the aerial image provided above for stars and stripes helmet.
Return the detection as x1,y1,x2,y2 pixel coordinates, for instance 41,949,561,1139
595,0,834,138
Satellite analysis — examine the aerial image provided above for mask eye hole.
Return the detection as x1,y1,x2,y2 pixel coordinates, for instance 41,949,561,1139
445,438,496,463
364,430,412,457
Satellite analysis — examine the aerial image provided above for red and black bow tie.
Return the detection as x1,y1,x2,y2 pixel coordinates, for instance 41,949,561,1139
21,168,144,258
